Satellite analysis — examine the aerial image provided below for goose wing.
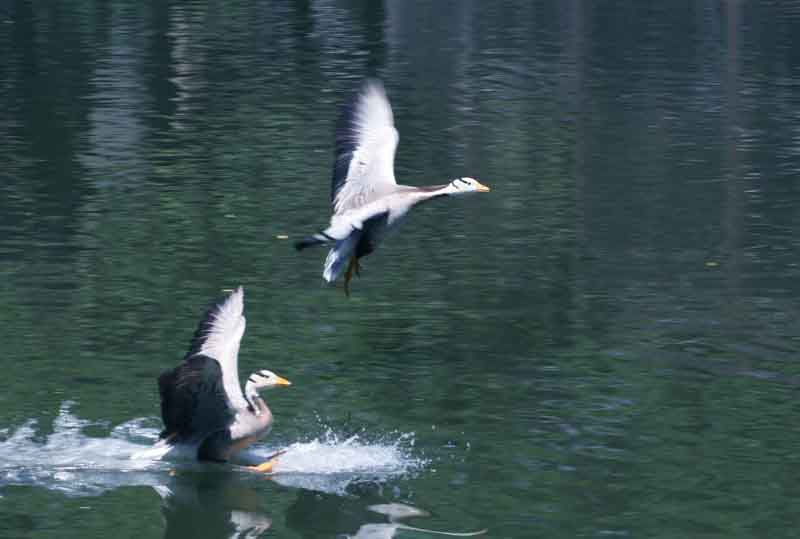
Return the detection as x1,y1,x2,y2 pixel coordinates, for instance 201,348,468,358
331,80,399,215
158,287,249,441
158,354,234,441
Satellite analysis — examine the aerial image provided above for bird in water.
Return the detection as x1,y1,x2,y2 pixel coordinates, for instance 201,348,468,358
295,79,490,295
157,286,291,472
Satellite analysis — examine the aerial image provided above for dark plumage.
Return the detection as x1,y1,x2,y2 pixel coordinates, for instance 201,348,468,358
158,354,233,442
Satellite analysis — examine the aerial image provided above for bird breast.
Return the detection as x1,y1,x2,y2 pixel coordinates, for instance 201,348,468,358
230,400,273,442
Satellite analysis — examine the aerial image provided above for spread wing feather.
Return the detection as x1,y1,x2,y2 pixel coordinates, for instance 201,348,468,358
186,286,248,411
331,80,399,215
158,287,249,441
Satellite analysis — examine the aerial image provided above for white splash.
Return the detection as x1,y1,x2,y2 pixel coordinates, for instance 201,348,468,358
0,402,170,496
0,403,424,497
235,428,425,494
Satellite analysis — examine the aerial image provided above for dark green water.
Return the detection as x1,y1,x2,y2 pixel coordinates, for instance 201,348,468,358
2,1,800,537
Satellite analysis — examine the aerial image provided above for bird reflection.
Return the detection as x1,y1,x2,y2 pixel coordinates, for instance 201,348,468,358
154,471,271,539
285,488,486,538
154,474,485,539
348,503,487,539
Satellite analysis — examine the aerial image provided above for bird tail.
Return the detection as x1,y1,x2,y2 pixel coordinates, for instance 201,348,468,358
294,232,334,251
323,249,345,282
323,232,360,282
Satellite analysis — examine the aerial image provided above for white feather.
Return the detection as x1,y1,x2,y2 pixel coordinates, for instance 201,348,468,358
333,81,399,215
322,198,391,240
198,286,248,410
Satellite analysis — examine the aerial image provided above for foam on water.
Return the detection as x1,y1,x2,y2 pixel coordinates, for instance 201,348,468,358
0,402,170,496
239,429,424,493
0,402,424,497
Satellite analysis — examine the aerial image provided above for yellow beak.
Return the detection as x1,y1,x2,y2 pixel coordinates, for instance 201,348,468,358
476,181,491,192
274,376,292,386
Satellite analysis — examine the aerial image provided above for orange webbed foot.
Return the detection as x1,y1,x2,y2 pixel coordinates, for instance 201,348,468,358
248,458,278,473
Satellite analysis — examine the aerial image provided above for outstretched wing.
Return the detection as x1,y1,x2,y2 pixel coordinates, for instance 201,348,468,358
331,80,399,215
158,287,249,441
184,286,249,411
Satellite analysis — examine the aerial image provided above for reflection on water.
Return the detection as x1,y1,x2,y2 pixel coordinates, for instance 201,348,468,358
348,504,487,539
155,473,272,539
157,480,484,539
0,403,476,537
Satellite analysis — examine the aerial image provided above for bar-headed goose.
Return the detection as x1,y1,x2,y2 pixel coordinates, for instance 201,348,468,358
295,80,490,295
158,286,290,472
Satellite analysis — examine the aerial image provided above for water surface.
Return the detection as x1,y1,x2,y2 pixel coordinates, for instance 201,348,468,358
2,1,800,538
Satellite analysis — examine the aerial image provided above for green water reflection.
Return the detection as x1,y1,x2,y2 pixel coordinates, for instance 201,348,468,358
1,1,800,538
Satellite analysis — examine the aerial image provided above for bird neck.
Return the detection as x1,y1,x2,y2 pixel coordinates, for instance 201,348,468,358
438,183,460,196
408,184,452,205
244,381,268,415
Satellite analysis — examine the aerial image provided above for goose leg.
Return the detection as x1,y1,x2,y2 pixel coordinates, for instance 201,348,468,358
354,257,362,277
343,256,356,296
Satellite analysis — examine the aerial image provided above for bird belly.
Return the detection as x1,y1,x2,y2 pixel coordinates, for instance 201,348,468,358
357,213,391,258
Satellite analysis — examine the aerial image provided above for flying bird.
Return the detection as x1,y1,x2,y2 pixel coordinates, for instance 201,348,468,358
157,286,291,472
295,80,490,295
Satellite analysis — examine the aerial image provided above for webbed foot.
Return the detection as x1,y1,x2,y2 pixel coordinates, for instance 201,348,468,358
249,458,278,473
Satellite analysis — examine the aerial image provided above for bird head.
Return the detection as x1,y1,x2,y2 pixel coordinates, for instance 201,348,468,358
448,177,491,194
247,370,292,390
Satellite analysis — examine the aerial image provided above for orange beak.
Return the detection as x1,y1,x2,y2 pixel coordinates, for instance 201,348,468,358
274,376,292,386
476,181,491,192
